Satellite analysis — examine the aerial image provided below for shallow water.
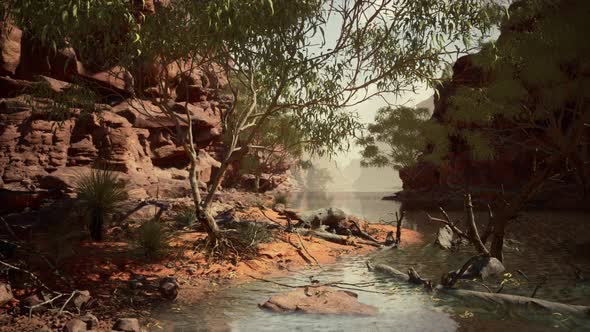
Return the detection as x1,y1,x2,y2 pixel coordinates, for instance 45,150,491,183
154,192,590,331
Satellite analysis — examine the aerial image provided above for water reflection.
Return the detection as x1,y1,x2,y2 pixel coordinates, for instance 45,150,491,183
153,192,590,331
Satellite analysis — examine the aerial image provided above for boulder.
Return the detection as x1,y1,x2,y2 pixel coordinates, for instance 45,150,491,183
0,283,13,305
451,256,506,280
259,286,377,316
435,225,454,250
112,318,140,332
63,319,87,332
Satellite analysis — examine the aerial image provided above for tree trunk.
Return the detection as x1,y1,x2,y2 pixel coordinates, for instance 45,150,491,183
185,145,221,240
254,173,261,193
490,158,558,261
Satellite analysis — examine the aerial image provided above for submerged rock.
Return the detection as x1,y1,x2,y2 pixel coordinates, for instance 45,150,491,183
259,286,377,316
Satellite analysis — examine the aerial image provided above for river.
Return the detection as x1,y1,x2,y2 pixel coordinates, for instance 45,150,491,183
153,192,590,331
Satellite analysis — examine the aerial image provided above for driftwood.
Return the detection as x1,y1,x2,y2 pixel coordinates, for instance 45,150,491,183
349,219,380,244
437,286,590,319
368,262,590,321
295,229,382,247
366,262,431,287
426,210,469,240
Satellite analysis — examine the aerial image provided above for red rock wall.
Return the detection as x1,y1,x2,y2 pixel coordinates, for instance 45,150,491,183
0,8,231,199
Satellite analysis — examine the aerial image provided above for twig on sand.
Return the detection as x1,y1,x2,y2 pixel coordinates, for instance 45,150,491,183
58,290,81,314
295,232,321,267
26,293,64,319
258,207,286,229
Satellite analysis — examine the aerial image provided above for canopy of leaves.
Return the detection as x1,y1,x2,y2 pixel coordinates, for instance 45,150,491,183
6,0,503,158
358,106,440,170
445,0,590,160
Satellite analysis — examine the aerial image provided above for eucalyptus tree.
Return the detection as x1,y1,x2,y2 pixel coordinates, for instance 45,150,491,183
7,0,502,248
358,106,434,170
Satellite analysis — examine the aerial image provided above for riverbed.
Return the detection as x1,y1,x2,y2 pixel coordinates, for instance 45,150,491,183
153,192,590,331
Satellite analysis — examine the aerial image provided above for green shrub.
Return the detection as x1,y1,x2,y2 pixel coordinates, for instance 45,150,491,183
74,167,127,241
137,220,169,259
175,206,197,227
273,192,288,205
236,222,272,249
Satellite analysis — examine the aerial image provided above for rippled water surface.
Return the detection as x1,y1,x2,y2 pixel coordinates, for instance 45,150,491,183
154,192,590,331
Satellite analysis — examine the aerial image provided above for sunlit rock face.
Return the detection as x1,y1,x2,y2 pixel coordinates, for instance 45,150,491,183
0,9,230,199
398,1,590,210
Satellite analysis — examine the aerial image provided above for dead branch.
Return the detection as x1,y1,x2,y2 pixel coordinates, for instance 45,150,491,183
426,213,469,239
1,217,72,286
349,218,380,244
295,229,381,247
437,286,590,319
0,260,53,292
395,210,404,244
295,232,321,267
26,293,64,319
465,194,490,256
258,207,287,230
248,275,394,295
443,256,483,288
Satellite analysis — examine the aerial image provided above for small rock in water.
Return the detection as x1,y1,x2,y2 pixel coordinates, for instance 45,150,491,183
435,225,454,250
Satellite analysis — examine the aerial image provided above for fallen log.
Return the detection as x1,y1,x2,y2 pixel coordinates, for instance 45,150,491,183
366,262,410,282
368,262,590,321
367,262,432,289
436,286,590,319
295,229,382,247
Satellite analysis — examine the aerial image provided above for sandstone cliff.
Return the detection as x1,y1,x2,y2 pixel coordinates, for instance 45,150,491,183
396,1,590,210
0,2,231,206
